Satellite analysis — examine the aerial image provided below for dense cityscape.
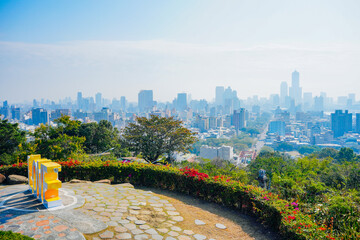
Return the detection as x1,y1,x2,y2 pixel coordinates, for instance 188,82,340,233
1,1,360,239
2,70,360,165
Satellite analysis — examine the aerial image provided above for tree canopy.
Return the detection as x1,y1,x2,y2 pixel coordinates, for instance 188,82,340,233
33,121,85,161
0,119,26,155
121,115,197,163
0,119,27,164
32,115,128,161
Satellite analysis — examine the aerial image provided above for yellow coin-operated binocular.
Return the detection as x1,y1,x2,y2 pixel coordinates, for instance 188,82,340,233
27,155,62,208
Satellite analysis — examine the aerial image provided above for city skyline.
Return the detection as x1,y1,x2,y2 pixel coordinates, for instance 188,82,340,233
1,70,358,106
1,1,360,102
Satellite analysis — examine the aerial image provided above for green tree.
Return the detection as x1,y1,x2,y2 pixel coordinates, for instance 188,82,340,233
0,119,26,155
335,147,357,163
312,147,338,159
0,119,26,164
259,146,274,154
33,115,129,159
33,124,85,161
346,163,360,190
298,145,320,155
247,155,295,183
54,115,81,137
79,120,129,157
243,128,260,137
276,142,294,151
122,115,197,163
321,166,347,190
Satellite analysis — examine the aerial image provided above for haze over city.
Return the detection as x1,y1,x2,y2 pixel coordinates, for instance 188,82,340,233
1,0,360,103
2,2,360,239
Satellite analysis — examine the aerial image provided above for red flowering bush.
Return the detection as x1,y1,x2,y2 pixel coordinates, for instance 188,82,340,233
58,159,82,167
179,167,209,180
0,160,338,239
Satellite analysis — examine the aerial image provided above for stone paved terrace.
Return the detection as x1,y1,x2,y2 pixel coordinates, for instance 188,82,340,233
0,183,280,240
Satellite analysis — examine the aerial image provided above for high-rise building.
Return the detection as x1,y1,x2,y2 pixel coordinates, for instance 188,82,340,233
289,70,302,105
356,113,360,133
232,108,246,130
11,107,21,120
95,92,102,109
269,120,286,136
252,105,260,114
176,93,187,111
138,90,154,113
195,116,209,132
77,92,83,109
331,110,352,138
33,99,39,108
215,86,224,106
337,96,347,106
280,81,288,106
303,92,313,110
94,107,111,122
314,96,324,112
120,96,126,111
209,107,216,117
209,116,217,129
270,94,280,106
0,101,10,119
32,108,49,125
223,87,238,114
51,109,71,121
348,93,356,104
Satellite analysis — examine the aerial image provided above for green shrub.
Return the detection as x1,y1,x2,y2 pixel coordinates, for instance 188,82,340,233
0,231,34,240
0,160,339,240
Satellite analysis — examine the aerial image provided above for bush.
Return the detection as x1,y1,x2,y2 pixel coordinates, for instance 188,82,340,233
0,153,17,165
0,231,34,240
0,160,338,240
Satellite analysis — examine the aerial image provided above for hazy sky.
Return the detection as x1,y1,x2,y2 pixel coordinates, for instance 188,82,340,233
1,0,360,103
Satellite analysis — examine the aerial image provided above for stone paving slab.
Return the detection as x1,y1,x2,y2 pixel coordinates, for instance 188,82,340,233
0,185,88,240
0,182,277,240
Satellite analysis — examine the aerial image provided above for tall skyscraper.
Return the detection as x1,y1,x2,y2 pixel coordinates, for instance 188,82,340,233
289,70,302,105
0,101,10,119
356,113,360,133
176,93,187,111
331,110,352,138
314,96,324,112
348,93,356,103
77,92,83,109
215,86,224,106
138,90,154,113
270,94,280,106
223,87,238,114
120,96,126,111
303,92,313,110
33,99,39,108
280,81,288,106
11,107,21,120
232,108,246,130
32,108,49,125
95,92,102,109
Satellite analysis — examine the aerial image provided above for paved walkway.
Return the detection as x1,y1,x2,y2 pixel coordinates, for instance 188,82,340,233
0,183,278,240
